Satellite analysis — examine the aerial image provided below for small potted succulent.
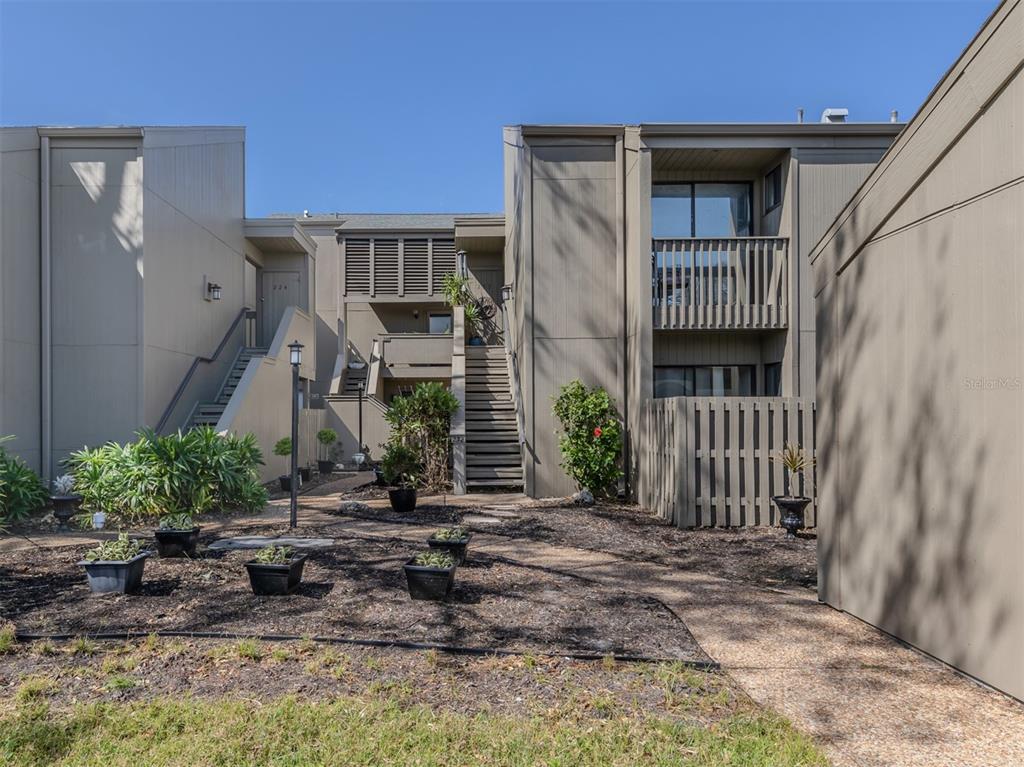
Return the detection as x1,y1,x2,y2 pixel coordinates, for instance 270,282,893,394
50,474,82,531
316,429,337,476
381,442,420,513
770,443,815,538
273,438,301,492
403,550,457,601
427,525,471,565
244,545,307,596
79,533,150,594
154,512,200,558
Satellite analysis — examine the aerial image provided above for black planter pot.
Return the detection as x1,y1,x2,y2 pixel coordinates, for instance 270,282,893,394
299,466,312,483
51,494,82,531
278,474,302,492
154,526,201,558
403,557,456,601
80,552,150,594
245,554,308,596
388,487,417,513
317,460,335,476
427,533,472,565
772,496,811,538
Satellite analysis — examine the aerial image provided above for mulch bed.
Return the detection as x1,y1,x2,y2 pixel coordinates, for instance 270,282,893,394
335,501,819,592
0,523,705,662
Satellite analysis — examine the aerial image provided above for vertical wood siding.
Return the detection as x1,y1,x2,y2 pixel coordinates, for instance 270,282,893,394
636,397,816,527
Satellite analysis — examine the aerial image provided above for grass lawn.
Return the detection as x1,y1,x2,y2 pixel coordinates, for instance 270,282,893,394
0,635,828,767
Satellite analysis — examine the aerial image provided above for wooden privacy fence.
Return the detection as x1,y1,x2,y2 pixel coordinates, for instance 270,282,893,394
637,397,816,528
299,408,325,467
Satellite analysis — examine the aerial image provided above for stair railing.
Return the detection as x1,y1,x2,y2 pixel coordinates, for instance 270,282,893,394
366,338,383,399
450,306,467,494
501,297,526,448
156,306,254,434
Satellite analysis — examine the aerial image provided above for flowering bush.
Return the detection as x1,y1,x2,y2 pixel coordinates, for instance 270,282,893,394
551,380,623,496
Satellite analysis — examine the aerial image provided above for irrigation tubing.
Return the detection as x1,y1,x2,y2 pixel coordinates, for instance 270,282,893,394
13,629,720,671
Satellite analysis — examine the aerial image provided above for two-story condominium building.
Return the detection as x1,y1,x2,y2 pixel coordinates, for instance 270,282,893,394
1,117,901,505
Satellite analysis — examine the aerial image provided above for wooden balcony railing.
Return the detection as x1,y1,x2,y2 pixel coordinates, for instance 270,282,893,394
652,237,789,329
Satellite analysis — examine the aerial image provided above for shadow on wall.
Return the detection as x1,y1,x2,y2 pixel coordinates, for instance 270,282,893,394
820,202,1017,687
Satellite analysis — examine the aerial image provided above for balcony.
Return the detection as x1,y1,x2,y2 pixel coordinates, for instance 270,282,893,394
380,333,453,369
652,237,789,330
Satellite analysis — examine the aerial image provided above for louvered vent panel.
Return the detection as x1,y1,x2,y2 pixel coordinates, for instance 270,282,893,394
373,239,400,295
344,239,370,295
404,239,429,295
432,239,457,293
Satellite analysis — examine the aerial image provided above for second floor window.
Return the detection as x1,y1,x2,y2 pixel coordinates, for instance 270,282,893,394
652,183,752,239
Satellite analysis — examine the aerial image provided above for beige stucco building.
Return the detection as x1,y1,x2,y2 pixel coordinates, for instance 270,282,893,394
812,0,1023,702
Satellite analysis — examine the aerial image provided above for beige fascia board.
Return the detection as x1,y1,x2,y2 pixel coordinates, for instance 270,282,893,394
333,226,456,237
245,218,318,255
808,0,1022,294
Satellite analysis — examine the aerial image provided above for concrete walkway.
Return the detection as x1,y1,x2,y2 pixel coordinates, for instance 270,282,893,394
4,492,1023,766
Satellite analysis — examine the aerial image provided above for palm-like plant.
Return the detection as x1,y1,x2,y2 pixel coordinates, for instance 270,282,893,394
771,443,814,498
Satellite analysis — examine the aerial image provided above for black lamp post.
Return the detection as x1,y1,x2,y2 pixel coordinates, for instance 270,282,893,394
288,340,303,529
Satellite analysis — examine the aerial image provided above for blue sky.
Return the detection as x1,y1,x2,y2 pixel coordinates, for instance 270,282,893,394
0,1,997,215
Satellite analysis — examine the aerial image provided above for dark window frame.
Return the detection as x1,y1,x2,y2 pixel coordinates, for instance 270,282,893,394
652,181,755,238
764,164,783,214
653,364,758,398
428,312,453,335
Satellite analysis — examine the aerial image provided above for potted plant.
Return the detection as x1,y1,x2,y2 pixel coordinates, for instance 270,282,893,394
381,442,420,513
79,533,150,594
427,525,471,564
403,550,457,601
316,429,337,475
273,438,301,492
463,302,485,346
50,474,82,531
154,512,200,558
244,545,307,595
771,443,814,538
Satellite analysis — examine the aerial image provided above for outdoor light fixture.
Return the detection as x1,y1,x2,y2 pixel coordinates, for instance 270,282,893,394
501,284,513,303
287,340,304,528
203,275,222,301
456,249,468,276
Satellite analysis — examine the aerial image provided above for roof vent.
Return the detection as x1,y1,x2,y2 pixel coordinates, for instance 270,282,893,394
820,108,849,124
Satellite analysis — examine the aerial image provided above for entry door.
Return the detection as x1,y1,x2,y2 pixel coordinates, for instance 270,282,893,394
261,271,301,343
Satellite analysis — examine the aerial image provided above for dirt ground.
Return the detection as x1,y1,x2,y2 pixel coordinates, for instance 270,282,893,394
333,499,818,591
0,520,705,661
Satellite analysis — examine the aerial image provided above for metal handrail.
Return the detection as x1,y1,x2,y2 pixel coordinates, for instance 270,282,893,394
501,300,527,446
155,307,255,433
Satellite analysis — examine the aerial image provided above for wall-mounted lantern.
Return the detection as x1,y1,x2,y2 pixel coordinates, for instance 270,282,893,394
501,284,514,303
456,249,468,277
204,275,222,301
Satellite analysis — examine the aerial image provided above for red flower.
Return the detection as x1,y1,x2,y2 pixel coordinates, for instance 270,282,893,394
593,427,603,438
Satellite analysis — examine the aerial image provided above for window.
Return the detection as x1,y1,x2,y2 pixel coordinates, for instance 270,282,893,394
653,183,752,238
764,165,783,213
428,313,452,334
654,365,755,398
764,362,782,396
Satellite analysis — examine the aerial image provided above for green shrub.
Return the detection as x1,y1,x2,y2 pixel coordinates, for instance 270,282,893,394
0,436,47,524
84,533,144,562
552,380,623,496
440,272,471,307
431,526,468,542
158,512,194,530
273,437,292,458
384,382,459,490
67,427,267,526
316,429,337,460
412,551,455,568
253,545,293,564
380,443,420,489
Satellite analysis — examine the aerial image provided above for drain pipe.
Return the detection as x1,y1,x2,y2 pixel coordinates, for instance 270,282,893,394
39,134,52,482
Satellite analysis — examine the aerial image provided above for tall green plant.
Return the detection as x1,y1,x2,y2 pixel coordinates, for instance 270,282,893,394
384,382,459,490
67,427,267,526
441,272,471,307
552,380,623,496
0,436,47,524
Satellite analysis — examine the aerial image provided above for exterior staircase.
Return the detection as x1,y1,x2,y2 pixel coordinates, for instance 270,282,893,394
341,365,368,395
464,345,524,489
191,347,267,428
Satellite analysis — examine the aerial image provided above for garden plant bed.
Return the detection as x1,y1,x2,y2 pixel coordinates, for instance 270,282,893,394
0,525,706,661
0,635,826,766
335,500,819,591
